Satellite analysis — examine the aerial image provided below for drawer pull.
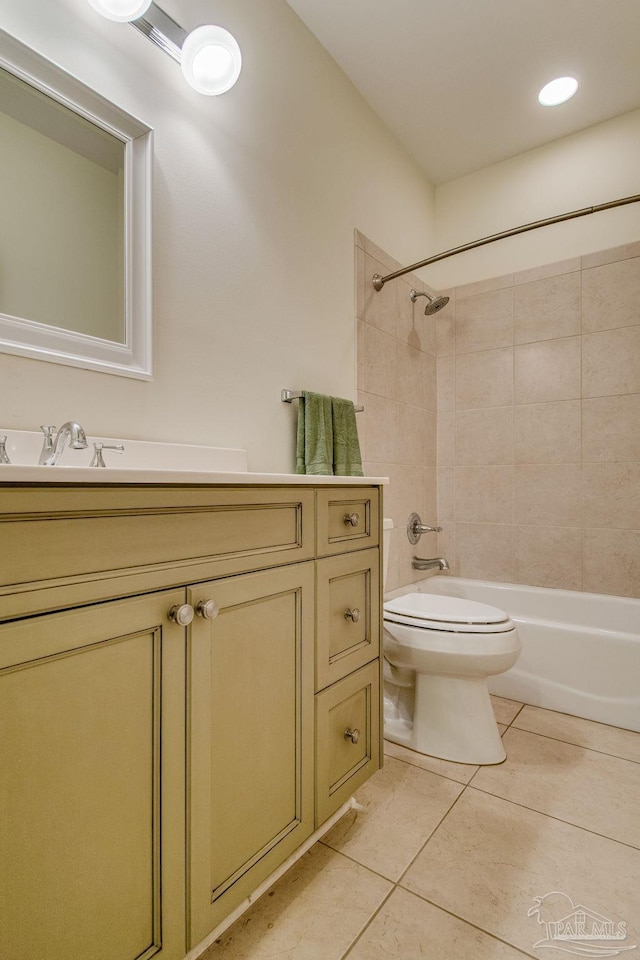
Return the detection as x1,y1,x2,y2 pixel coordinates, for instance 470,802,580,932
344,607,361,623
344,727,361,744
195,599,219,620
168,603,195,626
343,512,360,527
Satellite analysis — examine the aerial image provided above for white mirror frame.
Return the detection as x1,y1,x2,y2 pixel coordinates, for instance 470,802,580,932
0,29,153,380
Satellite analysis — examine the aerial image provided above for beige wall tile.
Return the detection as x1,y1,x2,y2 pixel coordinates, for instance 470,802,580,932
582,239,640,269
402,789,640,958
436,522,457,575
436,310,455,357
362,393,401,463
456,348,514,409
512,524,582,591
583,527,640,597
398,404,432,467
513,464,582,526
514,272,581,344
456,407,513,465
423,353,437,412
364,323,399,399
582,257,640,332
455,523,514,581
364,254,397,336
437,411,456,467
456,466,514,523
396,341,425,408
356,318,366,392
582,394,640,462
437,468,455,521
456,273,513,299
437,356,455,411
583,325,640,398
372,463,425,530
513,256,581,284
455,287,513,354
355,245,366,320
514,337,581,404
514,401,581,463
582,462,640,529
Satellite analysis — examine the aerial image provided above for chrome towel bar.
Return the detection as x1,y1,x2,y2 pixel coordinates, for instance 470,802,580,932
281,389,364,412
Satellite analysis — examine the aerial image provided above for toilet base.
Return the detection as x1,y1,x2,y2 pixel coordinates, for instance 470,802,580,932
384,673,506,765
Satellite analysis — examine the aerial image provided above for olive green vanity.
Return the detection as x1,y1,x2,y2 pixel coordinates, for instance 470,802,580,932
0,480,382,960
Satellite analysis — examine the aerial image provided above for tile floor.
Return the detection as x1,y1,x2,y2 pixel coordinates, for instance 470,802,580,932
202,697,640,959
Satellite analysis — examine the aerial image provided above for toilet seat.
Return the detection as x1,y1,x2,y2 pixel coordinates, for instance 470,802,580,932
384,593,515,634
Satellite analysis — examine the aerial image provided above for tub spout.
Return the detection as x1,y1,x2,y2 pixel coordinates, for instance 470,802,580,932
412,556,450,571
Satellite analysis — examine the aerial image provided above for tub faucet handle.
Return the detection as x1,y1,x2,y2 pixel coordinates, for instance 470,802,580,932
407,512,442,544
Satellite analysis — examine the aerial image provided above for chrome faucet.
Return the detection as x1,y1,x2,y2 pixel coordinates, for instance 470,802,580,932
40,421,88,466
412,556,450,571
407,512,442,544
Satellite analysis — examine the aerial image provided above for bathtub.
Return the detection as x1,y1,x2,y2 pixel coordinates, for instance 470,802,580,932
386,577,640,733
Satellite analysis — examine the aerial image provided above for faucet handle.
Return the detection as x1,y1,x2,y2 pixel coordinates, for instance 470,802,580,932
407,512,442,544
90,442,125,468
40,424,56,438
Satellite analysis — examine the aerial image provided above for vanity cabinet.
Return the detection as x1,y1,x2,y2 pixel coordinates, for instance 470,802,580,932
0,481,382,960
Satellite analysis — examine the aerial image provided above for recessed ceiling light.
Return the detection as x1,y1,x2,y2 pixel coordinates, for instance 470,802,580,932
538,76,578,107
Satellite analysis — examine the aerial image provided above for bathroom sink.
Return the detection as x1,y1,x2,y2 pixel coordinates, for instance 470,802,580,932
0,427,248,473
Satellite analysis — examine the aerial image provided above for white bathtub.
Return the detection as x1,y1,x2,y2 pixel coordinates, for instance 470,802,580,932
386,577,640,733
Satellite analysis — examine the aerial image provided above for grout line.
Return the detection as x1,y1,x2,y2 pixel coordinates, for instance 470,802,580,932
506,723,640,766
392,887,537,960
338,885,397,960
395,785,470,886
466,784,640,852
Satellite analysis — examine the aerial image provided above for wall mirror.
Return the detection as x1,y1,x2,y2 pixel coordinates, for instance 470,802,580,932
0,28,152,379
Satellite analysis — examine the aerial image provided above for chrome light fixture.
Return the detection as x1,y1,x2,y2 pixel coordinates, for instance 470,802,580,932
87,0,242,95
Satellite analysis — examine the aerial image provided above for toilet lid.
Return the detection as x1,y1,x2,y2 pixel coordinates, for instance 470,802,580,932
384,593,512,629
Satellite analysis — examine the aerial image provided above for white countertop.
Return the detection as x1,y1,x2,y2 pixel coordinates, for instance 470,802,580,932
0,429,386,485
0,465,388,485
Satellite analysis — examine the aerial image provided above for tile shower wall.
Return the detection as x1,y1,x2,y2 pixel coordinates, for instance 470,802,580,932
355,231,445,591
437,239,640,598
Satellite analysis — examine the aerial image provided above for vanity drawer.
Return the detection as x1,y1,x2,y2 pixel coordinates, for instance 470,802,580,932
316,488,379,556
315,661,380,825
315,549,380,691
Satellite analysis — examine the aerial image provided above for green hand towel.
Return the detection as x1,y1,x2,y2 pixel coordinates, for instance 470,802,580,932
296,391,334,475
332,396,363,477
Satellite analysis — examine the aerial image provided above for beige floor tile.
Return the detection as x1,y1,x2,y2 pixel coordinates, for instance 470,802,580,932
402,788,640,957
473,727,640,847
321,757,463,881
202,843,391,960
498,723,507,736
490,695,523,725
347,887,528,960
513,705,640,764
384,738,479,785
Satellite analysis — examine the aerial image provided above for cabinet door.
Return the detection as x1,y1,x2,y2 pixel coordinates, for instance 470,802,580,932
0,590,187,960
187,563,315,946
315,661,381,825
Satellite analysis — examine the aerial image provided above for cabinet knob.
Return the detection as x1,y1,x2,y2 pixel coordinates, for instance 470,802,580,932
344,607,361,622
344,727,360,744
343,512,360,527
195,599,219,620
168,603,195,626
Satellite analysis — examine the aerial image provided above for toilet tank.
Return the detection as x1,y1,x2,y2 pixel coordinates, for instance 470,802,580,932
383,518,393,590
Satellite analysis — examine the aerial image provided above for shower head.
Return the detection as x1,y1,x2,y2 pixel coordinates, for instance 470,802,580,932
410,288,450,316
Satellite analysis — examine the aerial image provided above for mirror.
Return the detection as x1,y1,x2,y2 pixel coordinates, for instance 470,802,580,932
0,29,152,379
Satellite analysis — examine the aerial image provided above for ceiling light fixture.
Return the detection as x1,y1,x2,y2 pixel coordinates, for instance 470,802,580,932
87,0,242,95
537,76,578,107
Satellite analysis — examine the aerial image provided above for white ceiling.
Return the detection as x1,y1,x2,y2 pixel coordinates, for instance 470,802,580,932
285,0,640,184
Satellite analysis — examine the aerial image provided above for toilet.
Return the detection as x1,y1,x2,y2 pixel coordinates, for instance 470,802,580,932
382,519,521,764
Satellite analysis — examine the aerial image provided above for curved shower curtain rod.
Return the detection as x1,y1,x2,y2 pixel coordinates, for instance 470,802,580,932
371,192,640,291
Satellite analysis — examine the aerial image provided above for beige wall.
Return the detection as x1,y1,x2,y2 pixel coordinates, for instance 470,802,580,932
436,239,640,599
0,0,434,473
355,231,443,592
430,109,640,290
